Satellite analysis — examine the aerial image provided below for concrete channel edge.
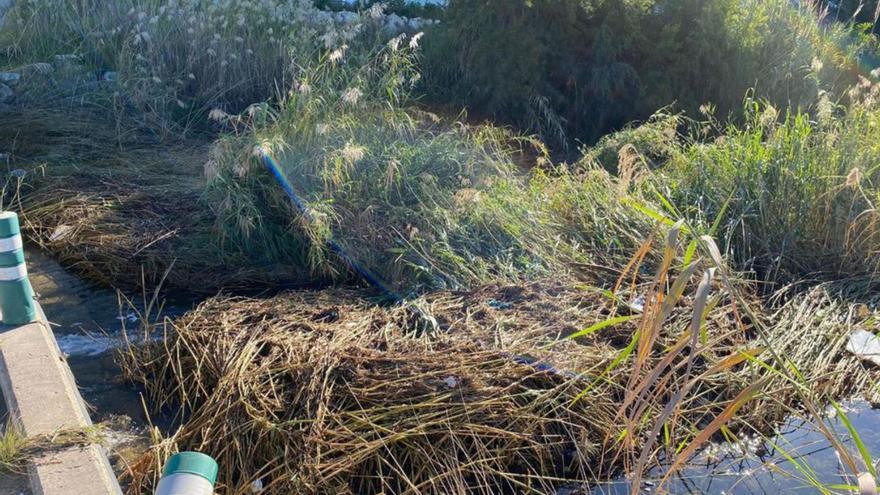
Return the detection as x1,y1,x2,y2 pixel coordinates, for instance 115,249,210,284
0,302,123,495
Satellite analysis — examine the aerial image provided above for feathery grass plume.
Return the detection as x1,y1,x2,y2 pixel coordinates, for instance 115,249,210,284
0,0,394,134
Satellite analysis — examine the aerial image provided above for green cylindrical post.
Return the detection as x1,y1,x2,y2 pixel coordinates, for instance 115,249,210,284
155,452,218,495
0,212,35,325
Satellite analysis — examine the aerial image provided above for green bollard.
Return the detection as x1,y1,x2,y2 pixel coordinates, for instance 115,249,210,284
0,212,36,325
155,452,218,495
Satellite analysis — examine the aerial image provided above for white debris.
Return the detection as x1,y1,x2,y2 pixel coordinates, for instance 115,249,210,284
443,376,458,388
846,329,880,367
115,312,139,323
630,294,645,312
48,224,74,242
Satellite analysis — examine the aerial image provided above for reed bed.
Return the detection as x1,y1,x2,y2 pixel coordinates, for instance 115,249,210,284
661,89,880,285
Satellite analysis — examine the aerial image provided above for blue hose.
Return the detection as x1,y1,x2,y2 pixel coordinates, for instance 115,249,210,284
260,151,402,303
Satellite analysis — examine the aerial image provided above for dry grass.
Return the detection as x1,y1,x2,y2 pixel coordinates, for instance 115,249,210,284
118,230,880,493
121,286,615,494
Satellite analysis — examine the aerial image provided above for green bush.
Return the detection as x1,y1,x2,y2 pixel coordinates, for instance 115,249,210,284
423,0,872,148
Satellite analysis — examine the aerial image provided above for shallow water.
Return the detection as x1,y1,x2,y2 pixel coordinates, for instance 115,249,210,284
26,249,152,424
586,401,880,494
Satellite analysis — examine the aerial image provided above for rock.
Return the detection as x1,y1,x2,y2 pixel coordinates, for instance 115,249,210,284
0,72,20,86
334,10,358,24
0,0,12,28
384,13,405,32
0,83,14,104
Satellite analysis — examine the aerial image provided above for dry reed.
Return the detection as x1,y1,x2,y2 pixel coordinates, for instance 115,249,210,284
118,241,880,494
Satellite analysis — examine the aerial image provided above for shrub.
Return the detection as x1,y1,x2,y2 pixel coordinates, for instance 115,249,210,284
423,0,872,148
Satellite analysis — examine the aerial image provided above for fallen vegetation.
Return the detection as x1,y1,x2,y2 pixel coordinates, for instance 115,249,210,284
119,237,880,493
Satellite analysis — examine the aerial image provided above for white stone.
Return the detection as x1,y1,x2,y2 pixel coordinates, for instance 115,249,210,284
0,72,20,86
385,13,405,30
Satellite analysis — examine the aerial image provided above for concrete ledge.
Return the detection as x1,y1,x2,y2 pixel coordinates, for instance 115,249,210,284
0,302,122,495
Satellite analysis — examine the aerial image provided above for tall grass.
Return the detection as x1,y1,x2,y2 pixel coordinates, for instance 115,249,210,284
0,0,388,133
660,85,880,284
206,39,666,292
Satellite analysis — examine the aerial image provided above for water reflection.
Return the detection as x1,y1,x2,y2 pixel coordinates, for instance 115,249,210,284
590,400,880,494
